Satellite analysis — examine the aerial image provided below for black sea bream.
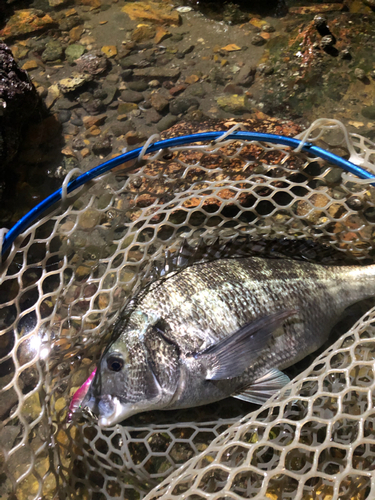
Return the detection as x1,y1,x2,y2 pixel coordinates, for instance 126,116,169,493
77,242,375,427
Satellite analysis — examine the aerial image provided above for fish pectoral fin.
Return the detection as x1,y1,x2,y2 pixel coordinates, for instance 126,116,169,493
201,308,297,381
232,368,290,405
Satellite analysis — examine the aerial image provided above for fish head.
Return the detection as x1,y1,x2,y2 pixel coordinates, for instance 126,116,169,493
81,313,179,427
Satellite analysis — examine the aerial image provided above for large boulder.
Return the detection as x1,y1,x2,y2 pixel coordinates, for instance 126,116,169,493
0,43,39,171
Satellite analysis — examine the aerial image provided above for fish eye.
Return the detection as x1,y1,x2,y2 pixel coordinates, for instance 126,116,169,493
107,354,124,372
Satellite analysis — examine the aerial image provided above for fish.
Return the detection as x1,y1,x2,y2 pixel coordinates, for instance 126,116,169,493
73,238,375,427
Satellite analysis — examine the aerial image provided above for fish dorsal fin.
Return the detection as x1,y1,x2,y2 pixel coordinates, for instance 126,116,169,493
233,368,290,405
199,309,296,381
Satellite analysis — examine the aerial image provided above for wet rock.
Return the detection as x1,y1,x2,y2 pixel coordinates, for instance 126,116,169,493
0,9,56,41
102,85,117,105
45,84,61,109
82,114,107,129
72,136,86,149
224,83,243,95
361,106,375,120
58,75,88,93
101,45,117,58
154,26,171,44
150,92,169,112
55,97,78,110
262,24,275,33
209,66,226,85
170,96,199,115
76,51,109,76
251,35,267,46
0,43,39,171
258,63,274,76
122,1,181,26
58,110,71,123
120,89,144,103
41,40,64,63
157,114,177,131
69,25,84,42
320,35,334,49
65,44,85,63
79,93,104,114
145,107,162,123
216,94,250,114
340,48,351,60
110,121,134,137
133,67,180,81
235,63,256,87
127,81,149,92
131,24,156,42
21,60,39,71
186,83,206,98
92,136,111,155
125,130,146,145
59,14,82,32
118,102,138,114
354,68,366,81
169,83,187,96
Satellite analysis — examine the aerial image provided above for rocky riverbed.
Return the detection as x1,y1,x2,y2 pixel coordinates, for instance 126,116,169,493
0,0,374,229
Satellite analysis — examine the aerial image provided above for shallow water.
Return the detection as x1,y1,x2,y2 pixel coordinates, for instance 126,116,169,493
1,0,375,226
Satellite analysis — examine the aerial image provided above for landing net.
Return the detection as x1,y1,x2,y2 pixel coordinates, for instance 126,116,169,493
1,119,375,500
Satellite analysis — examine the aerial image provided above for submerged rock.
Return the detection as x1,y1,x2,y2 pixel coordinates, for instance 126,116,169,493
0,9,56,41
0,43,39,172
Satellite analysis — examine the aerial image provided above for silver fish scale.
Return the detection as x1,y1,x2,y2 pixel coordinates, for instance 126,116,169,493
134,256,375,373
3,119,375,500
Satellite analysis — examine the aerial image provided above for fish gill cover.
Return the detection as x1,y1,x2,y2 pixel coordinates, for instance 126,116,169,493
1,119,375,499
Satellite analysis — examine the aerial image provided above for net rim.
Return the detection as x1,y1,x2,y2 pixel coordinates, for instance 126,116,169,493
2,130,375,256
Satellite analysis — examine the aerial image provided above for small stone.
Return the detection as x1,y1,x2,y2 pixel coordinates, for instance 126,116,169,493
76,51,108,75
169,84,187,96
354,68,366,81
320,34,334,49
42,40,64,63
145,107,162,123
157,113,177,131
79,208,100,229
81,0,101,9
133,67,180,81
127,81,149,91
235,62,256,87
59,14,82,32
249,17,268,29
216,94,250,114
58,110,71,123
0,9,56,40
45,84,61,108
81,147,90,158
92,137,111,155
150,92,169,112
69,25,84,42
170,96,199,115
48,0,69,6
221,44,241,52
118,102,138,114
122,1,181,26
361,106,375,120
340,48,351,60
224,83,243,95
185,74,200,85
148,79,161,88
110,121,134,137
83,114,107,129
80,35,96,46
65,44,85,63
258,63,274,76
262,23,275,33
120,90,144,103
251,35,267,46
72,137,85,149
346,196,363,211
313,14,327,30
102,86,117,105
125,130,146,145
21,60,39,71
154,26,171,44
101,45,117,58
131,24,156,42
58,76,87,93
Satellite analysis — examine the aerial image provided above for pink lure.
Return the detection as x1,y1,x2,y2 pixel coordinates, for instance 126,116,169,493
67,368,97,422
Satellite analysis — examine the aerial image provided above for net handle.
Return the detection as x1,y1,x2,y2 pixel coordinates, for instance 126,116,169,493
2,130,375,256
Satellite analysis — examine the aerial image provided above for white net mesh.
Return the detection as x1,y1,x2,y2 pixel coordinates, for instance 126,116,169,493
1,119,375,500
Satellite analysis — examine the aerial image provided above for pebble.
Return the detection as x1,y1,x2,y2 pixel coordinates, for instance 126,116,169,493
320,35,334,49
101,45,117,58
69,25,84,42
58,76,88,93
110,121,134,137
354,68,366,81
120,89,144,103
132,67,180,81
131,24,156,42
169,84,187,96
65,44,85,63
150,92,169,112
346,196,363,211
118,102,138,114
156,114,177,131
125,130,146,145
361,106,375,120
58,110,71,123
224,83,243,95
21,60,39,71
42,40,64,63
216,94,249,114
235,62,256,87
145,107,162,123
169,96,199,115
262,24,275,33
92,137,112,155
251,35,267,46
126,81,149,91
72,137,86,149
70,116,83,126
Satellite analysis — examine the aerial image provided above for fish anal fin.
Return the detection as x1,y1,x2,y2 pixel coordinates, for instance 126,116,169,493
232,368,290,405
201,309,297,381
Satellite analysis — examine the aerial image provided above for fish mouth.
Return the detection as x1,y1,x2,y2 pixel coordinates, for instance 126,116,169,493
82,395,141,427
